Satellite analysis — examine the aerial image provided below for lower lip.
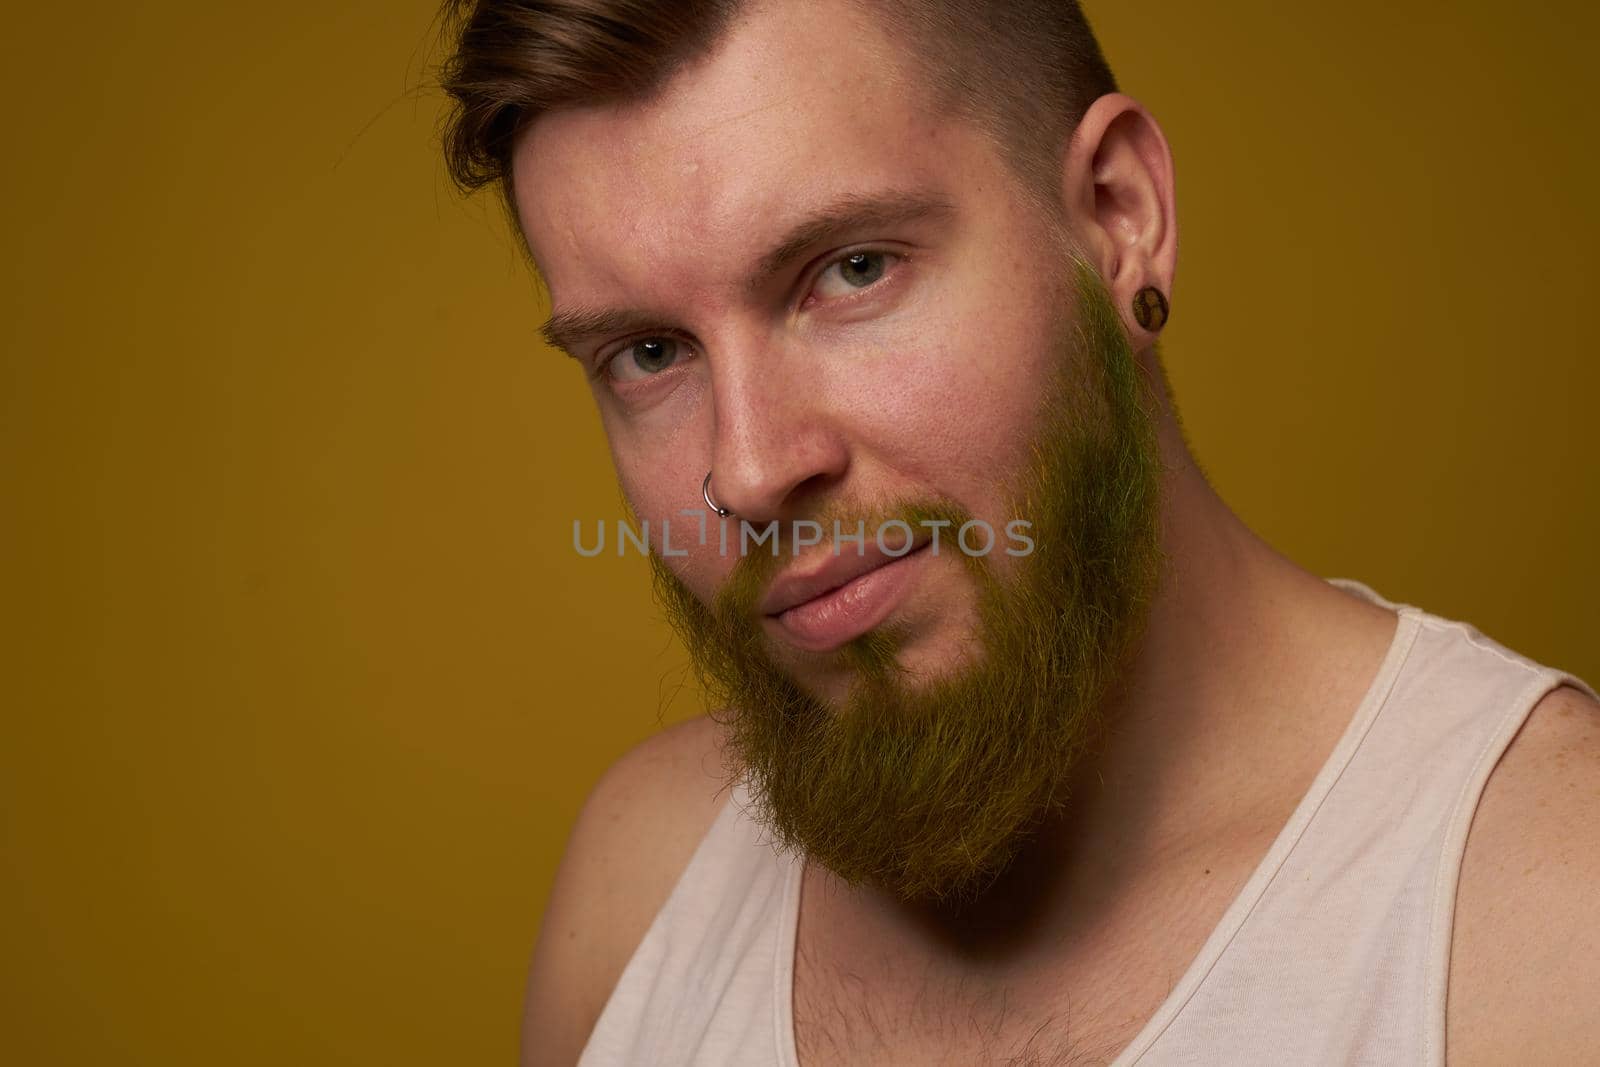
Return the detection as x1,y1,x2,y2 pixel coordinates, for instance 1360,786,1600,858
767,544,930,654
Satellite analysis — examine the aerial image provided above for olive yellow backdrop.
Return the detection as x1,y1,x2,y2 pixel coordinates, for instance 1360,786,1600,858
2,2,1595,1063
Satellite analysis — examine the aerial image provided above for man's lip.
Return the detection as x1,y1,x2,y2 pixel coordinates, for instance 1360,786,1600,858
759,535,930,617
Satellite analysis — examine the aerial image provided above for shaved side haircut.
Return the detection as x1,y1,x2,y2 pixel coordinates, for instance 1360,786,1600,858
437,0,1119,226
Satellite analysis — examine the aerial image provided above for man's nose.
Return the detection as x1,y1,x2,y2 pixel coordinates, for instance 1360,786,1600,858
705,346,849,526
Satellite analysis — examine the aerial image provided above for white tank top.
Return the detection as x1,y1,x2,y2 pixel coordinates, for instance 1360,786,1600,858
576,579,1597,1065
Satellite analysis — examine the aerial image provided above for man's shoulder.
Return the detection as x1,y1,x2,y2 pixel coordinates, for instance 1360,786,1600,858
520,715,735,1066
567,714,738,911
1448,682,1600,1064
577,712,736,856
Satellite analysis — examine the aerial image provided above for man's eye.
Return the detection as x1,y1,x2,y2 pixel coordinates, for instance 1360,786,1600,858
606,336,683,382
812,251,898,300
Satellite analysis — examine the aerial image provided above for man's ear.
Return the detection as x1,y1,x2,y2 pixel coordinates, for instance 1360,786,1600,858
1060,93,1179,346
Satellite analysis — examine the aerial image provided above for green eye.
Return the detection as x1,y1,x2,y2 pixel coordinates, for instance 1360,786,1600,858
839,252,886,287
609,336,681,381
814,251,897,299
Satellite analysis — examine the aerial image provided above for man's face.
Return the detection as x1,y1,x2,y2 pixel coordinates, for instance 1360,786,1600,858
513,0,1165,902
514,0,1090,701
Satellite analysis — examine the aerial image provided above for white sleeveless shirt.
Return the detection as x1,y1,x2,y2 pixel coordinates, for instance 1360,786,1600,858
577,579,1597,1065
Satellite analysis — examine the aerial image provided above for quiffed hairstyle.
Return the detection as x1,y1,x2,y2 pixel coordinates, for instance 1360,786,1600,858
436,0,1118,226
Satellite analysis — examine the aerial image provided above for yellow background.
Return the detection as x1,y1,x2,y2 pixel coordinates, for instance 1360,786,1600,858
3,2,1595,1063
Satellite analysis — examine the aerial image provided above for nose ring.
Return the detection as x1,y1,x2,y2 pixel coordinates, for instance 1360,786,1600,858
702,471,731,518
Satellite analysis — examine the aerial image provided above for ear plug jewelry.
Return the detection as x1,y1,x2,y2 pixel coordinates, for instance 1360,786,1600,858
1132,286,1169,332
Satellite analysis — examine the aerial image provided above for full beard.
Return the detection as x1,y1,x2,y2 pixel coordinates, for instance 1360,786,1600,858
649,256,1165,905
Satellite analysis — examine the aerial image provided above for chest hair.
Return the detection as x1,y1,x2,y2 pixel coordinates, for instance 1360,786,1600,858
792,936,1140,1067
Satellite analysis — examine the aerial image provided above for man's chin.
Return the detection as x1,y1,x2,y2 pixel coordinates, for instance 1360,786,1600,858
769,616,987,706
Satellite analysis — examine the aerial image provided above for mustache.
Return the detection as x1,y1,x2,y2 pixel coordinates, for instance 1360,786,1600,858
710,497,982,621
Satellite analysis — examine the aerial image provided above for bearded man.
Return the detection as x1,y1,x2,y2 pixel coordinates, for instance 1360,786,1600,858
436,1,1600,1063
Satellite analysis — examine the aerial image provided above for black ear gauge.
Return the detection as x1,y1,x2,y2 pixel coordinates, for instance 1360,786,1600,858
1132,286,1170,331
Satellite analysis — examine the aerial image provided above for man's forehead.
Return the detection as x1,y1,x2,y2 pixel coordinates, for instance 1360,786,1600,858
509,0,965,296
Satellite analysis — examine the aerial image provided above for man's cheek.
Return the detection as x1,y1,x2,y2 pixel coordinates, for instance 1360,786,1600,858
851,339,1035,442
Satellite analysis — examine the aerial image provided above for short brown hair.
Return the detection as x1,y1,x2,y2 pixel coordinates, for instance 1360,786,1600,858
436,0,1117,227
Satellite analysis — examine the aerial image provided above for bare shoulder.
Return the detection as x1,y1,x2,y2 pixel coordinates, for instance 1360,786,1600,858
520,714,735,1067
1448,683,1600,1064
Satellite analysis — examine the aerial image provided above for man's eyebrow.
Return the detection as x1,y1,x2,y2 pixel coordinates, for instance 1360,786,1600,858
539,189,956,356
747,189,956,295
539,306,664,358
